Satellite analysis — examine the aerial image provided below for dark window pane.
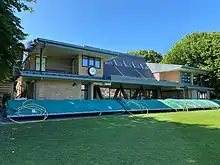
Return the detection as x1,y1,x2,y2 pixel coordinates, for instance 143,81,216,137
95,59,101,68
82,56,88,67
181,72,191,83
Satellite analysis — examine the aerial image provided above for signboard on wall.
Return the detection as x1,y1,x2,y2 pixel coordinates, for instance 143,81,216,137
93,82,111,86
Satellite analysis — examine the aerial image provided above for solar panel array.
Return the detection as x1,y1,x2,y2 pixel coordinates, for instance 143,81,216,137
104,54,155,79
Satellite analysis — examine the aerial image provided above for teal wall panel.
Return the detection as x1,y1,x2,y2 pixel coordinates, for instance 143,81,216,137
7,99,220,118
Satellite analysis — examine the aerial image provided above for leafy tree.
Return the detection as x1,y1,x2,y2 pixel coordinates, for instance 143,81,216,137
128,50,163,63
0,0,35,81
162,32,220,98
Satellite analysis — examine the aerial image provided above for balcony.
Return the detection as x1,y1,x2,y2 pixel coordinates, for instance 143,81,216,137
45,64,73,74
23,63,75,75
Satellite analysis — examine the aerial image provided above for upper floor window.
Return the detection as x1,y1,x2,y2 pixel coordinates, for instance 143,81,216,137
89,57,94,66
82,56,101,69
181,72,191,84
95,59,101,68
82,56,88,67
36,56,46,71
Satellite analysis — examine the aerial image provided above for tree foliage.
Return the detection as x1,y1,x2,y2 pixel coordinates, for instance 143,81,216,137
0,0,35,81
128,50,163,63
162,32,220,98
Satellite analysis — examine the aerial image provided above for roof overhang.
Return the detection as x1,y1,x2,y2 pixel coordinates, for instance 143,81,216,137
110,75,184,87
153,67,208,74
147,63,208,75
20,71,184,88
25,38,119,61
179,66,208,74
185,85,214,91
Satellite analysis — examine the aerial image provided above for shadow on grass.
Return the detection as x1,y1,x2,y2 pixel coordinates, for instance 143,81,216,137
1,113,220,165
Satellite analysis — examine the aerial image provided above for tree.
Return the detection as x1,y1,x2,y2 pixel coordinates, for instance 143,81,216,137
128,50,163,63
162,32,220,98
0,0,35,81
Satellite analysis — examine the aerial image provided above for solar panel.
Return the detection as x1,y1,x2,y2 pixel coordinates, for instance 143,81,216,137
116,66,142,78
104,64,122,77
135,68,155,79
104,54,155,79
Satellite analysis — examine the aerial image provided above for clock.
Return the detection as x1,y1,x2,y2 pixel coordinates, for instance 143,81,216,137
88,67,96,76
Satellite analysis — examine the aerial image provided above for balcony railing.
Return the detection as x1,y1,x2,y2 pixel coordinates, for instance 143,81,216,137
46,64,73,74
23,64,74,74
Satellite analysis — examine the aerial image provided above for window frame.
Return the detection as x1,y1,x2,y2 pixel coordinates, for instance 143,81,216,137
181,72,191,84
88,57,95,67
95,58,101,69
35,56,46,71
82,56,88,67
82,56,101,69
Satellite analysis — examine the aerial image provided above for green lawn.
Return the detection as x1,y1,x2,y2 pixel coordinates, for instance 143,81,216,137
1,110,220,165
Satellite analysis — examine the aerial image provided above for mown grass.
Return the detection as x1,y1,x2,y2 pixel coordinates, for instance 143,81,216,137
1,110,220,165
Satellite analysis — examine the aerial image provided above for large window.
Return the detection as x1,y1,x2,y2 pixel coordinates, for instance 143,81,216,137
82,56,101,69
36,56,46,71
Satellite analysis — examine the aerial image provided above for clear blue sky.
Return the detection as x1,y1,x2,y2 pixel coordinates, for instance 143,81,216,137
18,0,220,54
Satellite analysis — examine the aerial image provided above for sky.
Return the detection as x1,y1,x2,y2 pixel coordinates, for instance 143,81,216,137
18,0,220,54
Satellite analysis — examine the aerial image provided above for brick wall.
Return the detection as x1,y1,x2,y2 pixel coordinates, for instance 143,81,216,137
35,80,81,100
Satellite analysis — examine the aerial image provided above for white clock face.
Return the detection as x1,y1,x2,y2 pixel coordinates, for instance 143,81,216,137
88,67,96,76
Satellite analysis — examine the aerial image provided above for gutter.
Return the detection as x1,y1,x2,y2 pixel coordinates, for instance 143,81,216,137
35,38,119,58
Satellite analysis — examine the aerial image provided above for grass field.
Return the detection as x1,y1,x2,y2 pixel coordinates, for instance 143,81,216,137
1,110,220,165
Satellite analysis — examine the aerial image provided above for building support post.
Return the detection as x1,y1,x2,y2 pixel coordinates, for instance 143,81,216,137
39,47,44,72
207,90,210,99
190,73,194,85
183,89,186,99
97,86,103,99
88,83,94,100
157,88,161,99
